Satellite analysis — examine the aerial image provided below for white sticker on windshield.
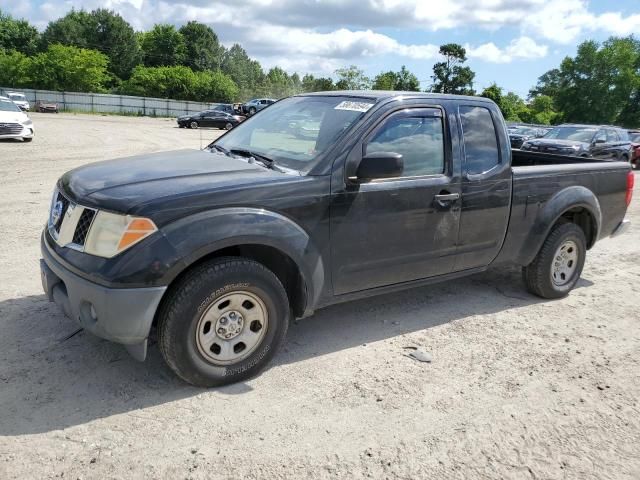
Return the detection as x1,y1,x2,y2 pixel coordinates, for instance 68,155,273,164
334,101,374,112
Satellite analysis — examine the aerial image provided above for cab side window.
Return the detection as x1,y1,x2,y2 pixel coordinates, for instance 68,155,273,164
459,106,500,175
365,111,445,177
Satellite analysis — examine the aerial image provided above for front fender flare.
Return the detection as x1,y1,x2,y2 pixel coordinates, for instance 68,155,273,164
160,207,326,311
518,186,602,266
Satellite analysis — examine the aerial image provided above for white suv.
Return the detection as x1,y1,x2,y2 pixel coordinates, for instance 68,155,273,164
0,96,34,142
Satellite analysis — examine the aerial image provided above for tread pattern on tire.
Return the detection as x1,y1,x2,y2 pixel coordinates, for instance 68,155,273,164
157,257,289,387
523,222,586,299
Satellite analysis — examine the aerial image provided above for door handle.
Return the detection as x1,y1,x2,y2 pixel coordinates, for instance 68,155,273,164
434,193,460,202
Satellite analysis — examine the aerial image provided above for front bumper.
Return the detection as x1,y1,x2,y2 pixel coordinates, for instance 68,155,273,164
0,124,34,140
40,235,166,360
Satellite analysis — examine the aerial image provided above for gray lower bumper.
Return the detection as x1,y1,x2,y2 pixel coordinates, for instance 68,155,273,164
611,218,630,238
40,251,166,361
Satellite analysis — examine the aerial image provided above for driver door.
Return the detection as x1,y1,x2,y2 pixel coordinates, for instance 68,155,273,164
330,107,461,295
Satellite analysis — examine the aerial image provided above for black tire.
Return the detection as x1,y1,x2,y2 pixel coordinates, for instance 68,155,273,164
157,257,290,387
225,122,233,130
190,121,198,129
249,107,256,115
23,137,33,142
523,223,586,299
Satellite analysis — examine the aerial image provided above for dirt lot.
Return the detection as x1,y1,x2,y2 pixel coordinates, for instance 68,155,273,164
1,113,639,479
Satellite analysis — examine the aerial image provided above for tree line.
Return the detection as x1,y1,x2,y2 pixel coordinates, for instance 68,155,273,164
1,8,638,127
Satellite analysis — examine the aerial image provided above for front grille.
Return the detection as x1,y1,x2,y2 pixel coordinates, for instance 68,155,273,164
72,208,96,245
53,191,70,233
0,123,23,135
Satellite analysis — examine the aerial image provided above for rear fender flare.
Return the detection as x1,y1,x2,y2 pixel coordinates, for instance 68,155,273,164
519,186,601,265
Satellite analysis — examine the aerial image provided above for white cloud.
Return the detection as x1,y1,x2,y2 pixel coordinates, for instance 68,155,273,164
467,36,548,63
7,0,640,76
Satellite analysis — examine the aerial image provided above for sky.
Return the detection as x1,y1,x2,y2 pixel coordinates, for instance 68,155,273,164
2,0,640,97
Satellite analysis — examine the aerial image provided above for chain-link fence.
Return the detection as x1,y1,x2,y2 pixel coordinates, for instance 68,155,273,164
0,87,214,117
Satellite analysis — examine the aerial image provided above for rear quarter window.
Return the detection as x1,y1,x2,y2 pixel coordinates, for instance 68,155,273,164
459,106,500,175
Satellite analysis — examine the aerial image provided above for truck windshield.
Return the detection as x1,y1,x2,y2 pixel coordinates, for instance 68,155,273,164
544,127,597,143
213,96,375,172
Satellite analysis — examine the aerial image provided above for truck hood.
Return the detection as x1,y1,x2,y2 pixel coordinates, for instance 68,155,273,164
59,149,308,218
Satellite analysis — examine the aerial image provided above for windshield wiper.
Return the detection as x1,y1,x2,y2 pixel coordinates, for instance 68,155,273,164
210,144,229,154
229,149,283,171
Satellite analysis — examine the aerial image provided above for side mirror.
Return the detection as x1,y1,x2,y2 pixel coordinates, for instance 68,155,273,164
354,152,404,181
594,138,606,144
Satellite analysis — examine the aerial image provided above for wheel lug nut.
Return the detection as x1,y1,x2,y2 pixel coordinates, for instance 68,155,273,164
220,317,227,325
218,328,225,334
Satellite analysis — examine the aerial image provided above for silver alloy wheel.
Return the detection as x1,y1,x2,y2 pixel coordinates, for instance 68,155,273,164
551,239,579,286
195,290,269,365
190,121,198,129
225,122,233,130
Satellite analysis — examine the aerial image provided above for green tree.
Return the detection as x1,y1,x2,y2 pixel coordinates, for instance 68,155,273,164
179,21,223,72
140,24,186,67
120,65,238,102
221,44,266,99
85,9,140,80
0,10,39,55
538,37,640,125
372,71,397,90
430,43,475,95
40,10,94,50
480,83,503,107
301,74,334,92
40,9,139,80
28,44,109,92
501,92,529,122
0,50,32,87
395,65,420,91
335,65,371,90
265,66,293,98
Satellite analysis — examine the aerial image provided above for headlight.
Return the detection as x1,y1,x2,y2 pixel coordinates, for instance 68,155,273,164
84,211,157,258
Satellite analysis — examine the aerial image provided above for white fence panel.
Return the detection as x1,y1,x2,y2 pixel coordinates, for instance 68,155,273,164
0,87,214,117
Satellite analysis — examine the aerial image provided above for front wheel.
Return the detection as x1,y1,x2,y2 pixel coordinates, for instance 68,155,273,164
225,122,233,130
157,257,290,387
190,121,199,129
523,223,586,299
249,107,256,115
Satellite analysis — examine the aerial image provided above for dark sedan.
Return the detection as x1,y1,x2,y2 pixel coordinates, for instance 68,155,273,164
521,124,632,160
177,110,244,130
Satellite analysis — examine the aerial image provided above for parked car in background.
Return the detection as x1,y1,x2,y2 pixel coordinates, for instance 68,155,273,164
34,100,59,113
210,103,245,116
6,92,30,111
521,124,632,160
242,98,276,115
628,130,640,169
0,96,34,142
177,110,244,129
508,125,547,149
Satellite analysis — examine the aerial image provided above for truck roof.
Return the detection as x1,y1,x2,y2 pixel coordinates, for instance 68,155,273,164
298,90,495,104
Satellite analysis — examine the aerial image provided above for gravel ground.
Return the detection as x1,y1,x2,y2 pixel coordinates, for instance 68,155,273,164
1,113,639,479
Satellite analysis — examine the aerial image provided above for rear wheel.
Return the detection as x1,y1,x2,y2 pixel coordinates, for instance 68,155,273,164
157,257,290,387
523,223,586,299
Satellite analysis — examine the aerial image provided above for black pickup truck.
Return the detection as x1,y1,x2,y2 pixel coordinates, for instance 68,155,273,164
40,92,634,387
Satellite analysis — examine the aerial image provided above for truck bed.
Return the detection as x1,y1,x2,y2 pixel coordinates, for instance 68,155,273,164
494,150,631,267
